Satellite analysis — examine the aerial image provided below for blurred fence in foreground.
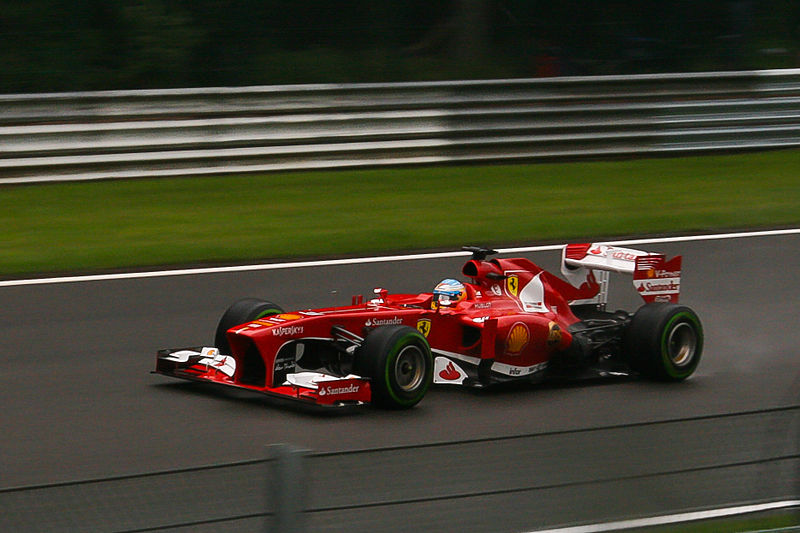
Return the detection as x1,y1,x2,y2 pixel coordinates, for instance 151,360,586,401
2,69,800,184
2,406,798,532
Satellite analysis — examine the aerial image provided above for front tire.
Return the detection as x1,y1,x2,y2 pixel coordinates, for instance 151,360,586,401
624,303,703,381
355,325,433,409
214,298,284,355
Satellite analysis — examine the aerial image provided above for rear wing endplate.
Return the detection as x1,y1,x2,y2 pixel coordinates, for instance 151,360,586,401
561,243,682,305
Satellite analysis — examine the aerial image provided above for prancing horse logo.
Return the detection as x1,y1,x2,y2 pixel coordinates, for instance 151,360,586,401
506,274,519,297
416,318,431,338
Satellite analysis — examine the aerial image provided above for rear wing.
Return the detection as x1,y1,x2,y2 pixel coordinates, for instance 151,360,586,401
561,243,682,306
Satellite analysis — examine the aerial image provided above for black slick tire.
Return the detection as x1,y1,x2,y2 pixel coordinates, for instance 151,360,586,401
214,298,284,355
624,303,703,381
355,325,433,409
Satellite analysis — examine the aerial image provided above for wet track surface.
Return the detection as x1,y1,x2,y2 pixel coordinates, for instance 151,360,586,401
1,233,798,531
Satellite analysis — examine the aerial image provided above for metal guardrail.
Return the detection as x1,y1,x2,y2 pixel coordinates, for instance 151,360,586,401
1,69,800,184
2,407,798,532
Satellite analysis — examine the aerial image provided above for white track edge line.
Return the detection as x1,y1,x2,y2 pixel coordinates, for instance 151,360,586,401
2,228,799,288
523,500,800,533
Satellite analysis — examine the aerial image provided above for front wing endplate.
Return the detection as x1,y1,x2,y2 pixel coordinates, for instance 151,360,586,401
154,347,371,407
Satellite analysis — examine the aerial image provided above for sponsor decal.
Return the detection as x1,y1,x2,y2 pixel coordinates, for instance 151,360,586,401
318,383,360,396
365,317,403,327
416,318,432,337
506,274,519,297
473,302,491,309
272,325,304,336
611,250,639,262
490,285,502,296
636,280,680,293
645,268,681,279
276,313,302,321
274,356,296,372
197,347,236,377
202,347,219,358
496,361,548,377
433,357,467,384
524,301,545,311
547,321,562,347
505,322,530,355
439,361,461,380
634,255,681,303
649,281,679,291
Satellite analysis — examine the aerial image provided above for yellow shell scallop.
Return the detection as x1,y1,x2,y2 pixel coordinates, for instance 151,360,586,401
506,322,530,355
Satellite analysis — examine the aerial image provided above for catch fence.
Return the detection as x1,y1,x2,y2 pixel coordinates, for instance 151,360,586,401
2,406,798,532
2,69,800,184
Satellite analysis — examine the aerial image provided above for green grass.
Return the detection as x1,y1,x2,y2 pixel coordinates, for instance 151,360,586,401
2,150,800,277
641,512,799,532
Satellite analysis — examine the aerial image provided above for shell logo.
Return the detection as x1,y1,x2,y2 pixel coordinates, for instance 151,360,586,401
276,313,302,321
505,322,530,355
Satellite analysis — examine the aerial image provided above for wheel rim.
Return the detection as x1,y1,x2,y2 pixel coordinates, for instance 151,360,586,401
667,322,696,367
394,345,426,392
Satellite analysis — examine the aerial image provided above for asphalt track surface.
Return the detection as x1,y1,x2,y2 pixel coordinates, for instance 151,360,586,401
2,232,798,531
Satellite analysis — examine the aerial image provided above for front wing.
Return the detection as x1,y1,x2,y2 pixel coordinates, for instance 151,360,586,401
154,347,371,407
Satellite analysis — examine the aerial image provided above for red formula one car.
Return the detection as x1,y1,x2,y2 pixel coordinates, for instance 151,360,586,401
155,244,703,409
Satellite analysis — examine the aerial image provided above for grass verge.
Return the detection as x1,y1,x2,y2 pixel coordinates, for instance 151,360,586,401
1,150,799,278
643,512,799,532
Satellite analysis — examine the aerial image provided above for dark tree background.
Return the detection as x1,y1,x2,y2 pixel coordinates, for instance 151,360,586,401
1,0,798,93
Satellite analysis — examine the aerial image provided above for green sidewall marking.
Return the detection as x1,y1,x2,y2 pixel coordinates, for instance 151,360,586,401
383,332,431,406
254,308,281,320
660,312,702,378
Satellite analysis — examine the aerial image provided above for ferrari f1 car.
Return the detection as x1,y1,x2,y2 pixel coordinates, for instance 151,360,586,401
155,244,703,409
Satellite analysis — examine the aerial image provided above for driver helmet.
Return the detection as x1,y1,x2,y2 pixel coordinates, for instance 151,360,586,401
433,278,467,306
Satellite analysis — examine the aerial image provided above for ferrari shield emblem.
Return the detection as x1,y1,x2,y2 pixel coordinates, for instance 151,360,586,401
506,274,519,297
416,318,431,338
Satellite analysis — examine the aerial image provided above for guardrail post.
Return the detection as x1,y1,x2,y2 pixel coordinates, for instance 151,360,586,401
268,444,308,533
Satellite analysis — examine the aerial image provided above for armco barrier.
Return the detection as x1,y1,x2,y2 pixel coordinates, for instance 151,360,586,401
2,406,798,532
1,69,800,184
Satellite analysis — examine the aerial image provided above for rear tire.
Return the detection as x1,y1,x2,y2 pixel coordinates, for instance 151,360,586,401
215,298,283,354
624,303,703,381
355,325,433,409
